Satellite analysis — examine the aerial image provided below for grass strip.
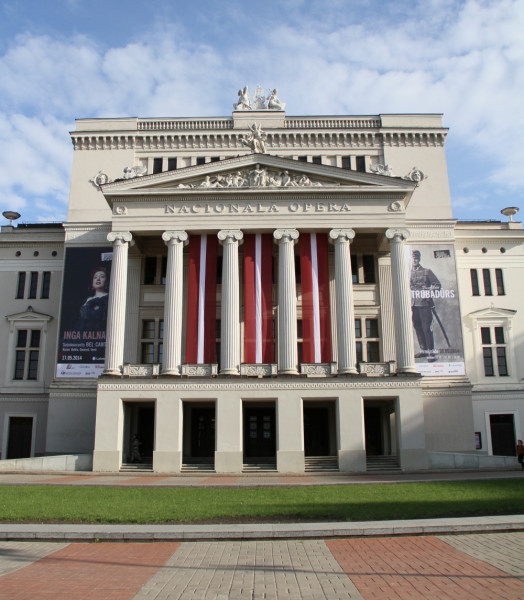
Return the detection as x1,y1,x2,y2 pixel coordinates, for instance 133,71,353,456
0,480,523,524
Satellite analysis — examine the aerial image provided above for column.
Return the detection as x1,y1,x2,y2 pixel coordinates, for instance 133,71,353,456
274,228,299,374
329,228,358,375
104,231,132,375
385,228,417,374
218,229,243,375
377,254,396,362
162,231,188,375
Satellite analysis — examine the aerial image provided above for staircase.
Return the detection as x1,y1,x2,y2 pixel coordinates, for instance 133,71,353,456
366,455,401,472
242,458,277,473
181,462,215,473
120,461,153,472
304,456,339,472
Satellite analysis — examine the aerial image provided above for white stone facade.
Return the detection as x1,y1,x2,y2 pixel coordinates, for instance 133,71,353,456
1,103,523,473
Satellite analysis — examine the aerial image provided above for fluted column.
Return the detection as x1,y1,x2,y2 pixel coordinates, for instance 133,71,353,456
329,228,358,375
274,228,299,374
218,230,243,375
162,231,189,375
104,231,133,375
385,228,417,374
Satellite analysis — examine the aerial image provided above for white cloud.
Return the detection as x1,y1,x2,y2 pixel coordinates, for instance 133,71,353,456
0,0,522,222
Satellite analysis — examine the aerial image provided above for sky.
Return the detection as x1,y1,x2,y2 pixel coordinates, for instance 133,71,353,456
0,0,522,224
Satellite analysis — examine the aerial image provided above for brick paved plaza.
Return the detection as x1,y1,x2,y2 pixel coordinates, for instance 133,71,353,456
1,532,524,599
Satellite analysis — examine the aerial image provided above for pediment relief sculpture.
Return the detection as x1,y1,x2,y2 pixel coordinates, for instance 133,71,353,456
174,166,333,190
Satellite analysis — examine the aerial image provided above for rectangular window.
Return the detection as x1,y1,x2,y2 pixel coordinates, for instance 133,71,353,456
167,158,177,171
362,255,376,283
312,156,322,165
342,157,351,170
210,156,220,162
140,319,164,364
143,256,157,284
495,269,505,295
153,157,163,174
355,317,380,363
298,156,308,162
351,254,358,284
470,269,480,296
482,269,492,295
481,326,508,377
483,347,494,377
356,156,366,172
13,328,40,380
28,272,38,299
41,271,51,299
196,157,206,165
16,272,26,299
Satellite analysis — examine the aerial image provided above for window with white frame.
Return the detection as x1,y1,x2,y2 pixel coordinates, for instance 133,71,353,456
481,326,508,377
6,309,52,385
467,307,516,382
140,319,164,364
355,317,380,363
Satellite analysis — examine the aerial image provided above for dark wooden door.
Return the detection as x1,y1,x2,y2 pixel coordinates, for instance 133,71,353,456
490,414,516,456
191,407,216,458
244,407,276,459
304,407,330,456
7,417,33,459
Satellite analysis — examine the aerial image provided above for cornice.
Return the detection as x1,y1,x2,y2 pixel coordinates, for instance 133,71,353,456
72,130,446,152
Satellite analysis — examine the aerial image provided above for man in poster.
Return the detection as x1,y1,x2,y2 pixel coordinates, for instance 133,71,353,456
408,245,465,376
410,249,442,362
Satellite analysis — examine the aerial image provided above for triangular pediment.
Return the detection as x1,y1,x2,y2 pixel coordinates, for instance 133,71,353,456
101,154,416,198
6,308,53,323
467,306,516,320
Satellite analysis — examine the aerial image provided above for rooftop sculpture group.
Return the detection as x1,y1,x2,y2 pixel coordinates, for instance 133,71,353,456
234,86,286,111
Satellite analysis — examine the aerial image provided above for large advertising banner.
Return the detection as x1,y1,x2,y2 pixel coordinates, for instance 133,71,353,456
407,244,465,376
56,247,113,378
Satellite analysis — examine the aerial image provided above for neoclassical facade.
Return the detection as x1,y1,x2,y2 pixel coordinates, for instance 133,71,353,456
1,89,523,472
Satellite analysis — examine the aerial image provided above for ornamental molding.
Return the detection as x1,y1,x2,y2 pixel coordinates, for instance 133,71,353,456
300,363,337,376
240,364,278,377
72,130,446,152
0,396,49,403
97,378,422,392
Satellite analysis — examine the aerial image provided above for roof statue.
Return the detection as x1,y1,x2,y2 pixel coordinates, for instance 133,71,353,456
241,123,267,154
233,86,286,111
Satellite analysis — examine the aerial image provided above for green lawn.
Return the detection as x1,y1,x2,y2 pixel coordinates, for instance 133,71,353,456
0,479,523,523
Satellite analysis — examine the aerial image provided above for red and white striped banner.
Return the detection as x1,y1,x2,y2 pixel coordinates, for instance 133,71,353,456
300,233,332,363
243,233,274,363
185,234,218,364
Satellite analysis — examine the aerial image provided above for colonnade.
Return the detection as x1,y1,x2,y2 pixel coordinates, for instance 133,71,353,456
103,227,417,377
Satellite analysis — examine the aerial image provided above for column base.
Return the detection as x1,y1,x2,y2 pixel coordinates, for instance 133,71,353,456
219,368,240,376
215,451,243,473
278,368,299,375
338,367,359,376
103,368,122,376
153,451,181,473
397,367,421,376
277,451,304,473
92,450,121,472
338,450,366,473
160,368,181,376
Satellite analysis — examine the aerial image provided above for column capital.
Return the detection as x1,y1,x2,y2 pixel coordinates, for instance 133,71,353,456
385,228,410,243
162,230,189,246
107,231,133,245
274,228,299,243
218,230,244,245
329,228,355,244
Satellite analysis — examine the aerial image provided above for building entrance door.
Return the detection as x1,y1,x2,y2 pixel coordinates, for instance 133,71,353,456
6,416,33,459
182,404,215,464
304,407,330,456
123,402,155,465
490,414,516,456
364,406,383,455
243,405,276,461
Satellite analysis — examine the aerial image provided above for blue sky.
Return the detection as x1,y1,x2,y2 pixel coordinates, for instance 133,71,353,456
0,0,522,224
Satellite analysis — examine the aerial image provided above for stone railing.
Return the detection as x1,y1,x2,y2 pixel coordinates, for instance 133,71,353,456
358,361,396,377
